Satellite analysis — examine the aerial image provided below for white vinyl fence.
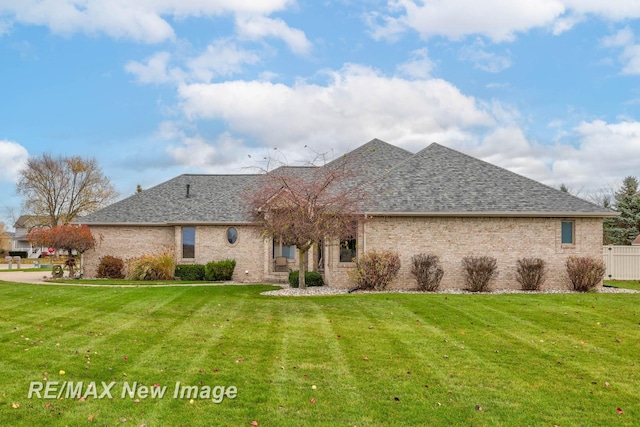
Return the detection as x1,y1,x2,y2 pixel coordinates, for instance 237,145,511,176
603,245,640,280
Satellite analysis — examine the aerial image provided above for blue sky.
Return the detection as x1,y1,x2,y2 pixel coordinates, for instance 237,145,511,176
2,1,640,228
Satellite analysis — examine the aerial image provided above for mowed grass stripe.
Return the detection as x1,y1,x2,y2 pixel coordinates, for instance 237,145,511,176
2,286,640,426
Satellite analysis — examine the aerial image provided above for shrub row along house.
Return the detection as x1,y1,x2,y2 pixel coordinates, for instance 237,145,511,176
78,139,616,289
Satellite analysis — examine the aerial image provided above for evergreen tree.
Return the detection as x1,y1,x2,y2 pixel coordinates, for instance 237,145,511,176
606,176,640,245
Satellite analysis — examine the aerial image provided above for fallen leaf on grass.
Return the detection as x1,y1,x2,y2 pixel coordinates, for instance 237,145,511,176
605,382,611,387
363,356,369,361
251,422,259,426
123,356,129,361
11,403,20,409
617,408,623,414
59,370,65,375
88,414,94,421
236,358,244,363
310,398,316,404
475,405,483,411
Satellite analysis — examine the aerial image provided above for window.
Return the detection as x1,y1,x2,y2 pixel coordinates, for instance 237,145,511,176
340,238,357,262
226,227,238,245
182,227,195,258
273,239,295,259
561,221,574,244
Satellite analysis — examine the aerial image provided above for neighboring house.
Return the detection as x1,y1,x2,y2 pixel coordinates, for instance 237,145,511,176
632,235,640,246
12,215,49,257
0,230,11,254
78,139,616,289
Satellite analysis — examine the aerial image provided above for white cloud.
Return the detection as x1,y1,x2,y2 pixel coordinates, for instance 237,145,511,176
372,1,640,42
0,140,29,182
600,27,640,75
374,0,565,42
187,40,261,81
396,48,435,79
125,51,184,84
125,41,261,84
601,27,634,47
166,132,251,172
620,44,640,74
235,15,312,55
448,118,640,194
0,0,294,43
177,64,494,154
459,41,512,72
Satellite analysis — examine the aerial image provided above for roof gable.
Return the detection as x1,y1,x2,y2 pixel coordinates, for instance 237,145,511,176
79,174,259,224
79,139,615,225
364,143,614,216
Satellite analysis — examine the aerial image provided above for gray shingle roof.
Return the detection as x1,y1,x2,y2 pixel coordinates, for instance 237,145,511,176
79,174,259,224
365,143,614,216
78,139,615,225
326,138,414,185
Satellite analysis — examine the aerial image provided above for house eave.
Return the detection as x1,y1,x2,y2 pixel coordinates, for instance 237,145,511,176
364,211,620,218
74,221,256,227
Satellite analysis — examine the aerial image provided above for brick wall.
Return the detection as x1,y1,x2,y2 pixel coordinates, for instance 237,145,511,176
84,225,266,282
327,216,604,290
177,225,266,282
83,226,175,277
85,216,604,289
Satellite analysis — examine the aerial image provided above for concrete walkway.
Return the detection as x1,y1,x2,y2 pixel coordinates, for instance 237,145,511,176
0,269,53,284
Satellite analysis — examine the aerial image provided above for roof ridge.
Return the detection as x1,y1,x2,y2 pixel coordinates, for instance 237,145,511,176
427,143,609,211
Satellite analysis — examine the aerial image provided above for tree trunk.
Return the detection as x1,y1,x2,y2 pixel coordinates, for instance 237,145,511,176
298,247,307,289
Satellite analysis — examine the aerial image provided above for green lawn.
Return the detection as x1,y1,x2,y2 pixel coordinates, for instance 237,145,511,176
1,281,639,426
604,280,640,291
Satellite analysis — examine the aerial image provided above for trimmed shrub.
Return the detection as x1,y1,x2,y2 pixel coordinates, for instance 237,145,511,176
565,256,605,292
462,256,498,292
96,255,125,279
126,253,176,281
175,264,206,281
515,258,545,291
410,254,444,292
348,250,401,291
205,259,236,281
288,270,324,288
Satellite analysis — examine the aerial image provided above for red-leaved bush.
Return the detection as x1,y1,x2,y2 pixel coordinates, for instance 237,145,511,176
96,255,125,279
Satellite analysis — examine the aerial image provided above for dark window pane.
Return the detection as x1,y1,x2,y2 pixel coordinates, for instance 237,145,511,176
182,227,195,258
340,238,357,262
282,244,295,259
561,221,574,244
227,227,238,244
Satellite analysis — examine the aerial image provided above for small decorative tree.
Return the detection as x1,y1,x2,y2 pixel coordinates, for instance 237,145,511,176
28,225,99,277
245,152,367,289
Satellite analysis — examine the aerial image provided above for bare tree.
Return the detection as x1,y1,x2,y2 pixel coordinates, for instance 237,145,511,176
245,153,367,288
17,154,118,228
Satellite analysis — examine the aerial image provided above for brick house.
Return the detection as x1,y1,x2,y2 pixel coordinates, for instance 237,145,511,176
78,139,615,289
